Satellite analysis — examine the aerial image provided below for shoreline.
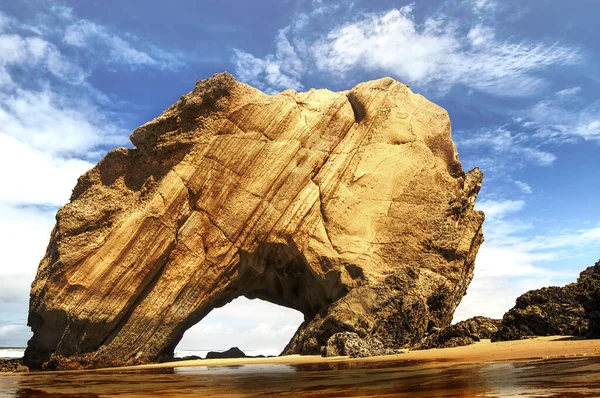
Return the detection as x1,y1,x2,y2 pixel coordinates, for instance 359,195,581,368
3,336,599,374
3,337,599,397
123,335,600,372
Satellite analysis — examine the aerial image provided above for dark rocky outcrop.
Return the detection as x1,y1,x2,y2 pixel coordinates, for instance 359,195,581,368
24,73,484,369
494,283,588,342
0,358,29,373
172,355,202,362
415,316,501,349
576,260,600,338
321,332,401,358
205,347,246,359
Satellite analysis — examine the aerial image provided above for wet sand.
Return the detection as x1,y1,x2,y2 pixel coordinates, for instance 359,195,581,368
132,335,600,370
1,336,599,397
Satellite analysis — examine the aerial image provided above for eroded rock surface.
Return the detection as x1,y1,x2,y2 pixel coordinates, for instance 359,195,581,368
322,332,383,357
25,72,484,369
493,285,588,342
0,359,29,373
576,261,600,338
415,316,501,350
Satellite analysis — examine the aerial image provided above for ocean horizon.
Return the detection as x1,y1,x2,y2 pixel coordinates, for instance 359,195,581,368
0,347,279,360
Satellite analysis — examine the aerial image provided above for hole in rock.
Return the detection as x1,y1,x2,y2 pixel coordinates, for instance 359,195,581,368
174,297,304,358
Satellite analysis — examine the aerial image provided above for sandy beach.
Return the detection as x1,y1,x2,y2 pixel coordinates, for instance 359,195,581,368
2,336,600,397
127,335,600,371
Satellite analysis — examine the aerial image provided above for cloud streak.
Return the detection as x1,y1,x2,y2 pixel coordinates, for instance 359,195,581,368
233,3,580,96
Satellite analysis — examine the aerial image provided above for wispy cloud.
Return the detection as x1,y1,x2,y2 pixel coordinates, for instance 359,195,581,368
233,30,305,93
0,29,85,84
526,88,600,143
233,3,580,96
476,198,525,220
313,7,578,96
63,19,183,70
456,126,557,175
514,180,533,194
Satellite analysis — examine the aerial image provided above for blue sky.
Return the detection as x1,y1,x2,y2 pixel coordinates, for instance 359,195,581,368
0,0,598,354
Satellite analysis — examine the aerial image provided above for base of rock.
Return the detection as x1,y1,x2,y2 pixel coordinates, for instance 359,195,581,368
321,332,407,358
493,283,589,342
41,353,146,371
415,317,501,350
0,358,29,373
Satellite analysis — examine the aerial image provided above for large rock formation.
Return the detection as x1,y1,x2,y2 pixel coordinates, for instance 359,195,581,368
24,72,484,369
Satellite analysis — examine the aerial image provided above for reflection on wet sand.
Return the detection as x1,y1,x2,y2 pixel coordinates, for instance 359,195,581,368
1,356,600,397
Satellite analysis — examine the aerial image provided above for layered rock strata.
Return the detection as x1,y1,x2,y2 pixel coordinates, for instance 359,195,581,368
25,72,484,369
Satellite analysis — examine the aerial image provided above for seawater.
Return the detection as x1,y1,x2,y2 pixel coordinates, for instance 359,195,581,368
1,348,274,360
174,349,279,358
1,356,599,397
0,348,25,359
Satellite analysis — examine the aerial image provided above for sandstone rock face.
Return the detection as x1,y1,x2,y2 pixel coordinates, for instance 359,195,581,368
415,316,501,350
24,72,484,369
493,285,588,342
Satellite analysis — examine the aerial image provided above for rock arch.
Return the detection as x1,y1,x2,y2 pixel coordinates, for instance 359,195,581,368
25,73,484,369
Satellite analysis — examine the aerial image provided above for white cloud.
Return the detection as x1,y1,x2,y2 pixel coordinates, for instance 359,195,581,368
514,180,532,194
0,325,32,347
0,33,86,85
317,9,578,96
521,147,557,166
0,135,92,206
457,127,557,171
0,88,125,157
455,197,600,322
556,86,582,98
0,6,186,348
467,24,495,46
470,0,498,14
454,226,597,321
234,30,305,93
513,87,600,143
177,297,304,355
63,20,170,69
0,13,8,32
236,4,580,96
476,198,524,220
0,204,60,346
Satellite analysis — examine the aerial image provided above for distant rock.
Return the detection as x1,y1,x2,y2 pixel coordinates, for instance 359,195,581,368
172,355,202,362
415,316,501,349
24,72,485,369
205,347,246,359
493,284,588,341
576,260,600,338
